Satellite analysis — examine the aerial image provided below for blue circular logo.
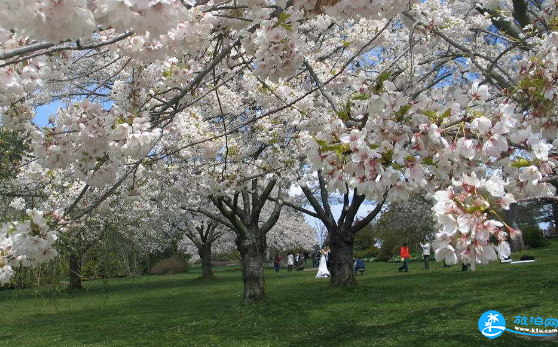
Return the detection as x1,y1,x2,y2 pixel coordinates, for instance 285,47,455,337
479,310,506,339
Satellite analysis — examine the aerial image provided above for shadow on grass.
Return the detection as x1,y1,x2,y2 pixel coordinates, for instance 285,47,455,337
1,241,557,347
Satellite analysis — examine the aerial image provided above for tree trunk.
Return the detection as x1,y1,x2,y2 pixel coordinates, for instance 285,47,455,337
504,203,525,251
200,244,213,278
69,253,82,289
510,233,526,252
329,229,356,288
237,234,266,304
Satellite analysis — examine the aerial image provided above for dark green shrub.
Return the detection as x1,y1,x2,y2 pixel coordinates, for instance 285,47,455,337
353,246,379,260
522,226,550,249
376,238,398,261
80,244,146,279
0,259,65,291
96,253,127,278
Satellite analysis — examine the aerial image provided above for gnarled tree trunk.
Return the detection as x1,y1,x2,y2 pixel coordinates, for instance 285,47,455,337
193,178,283,303
237,234,266,303
329,228,356,288
200,244,213,278
69,253,82,289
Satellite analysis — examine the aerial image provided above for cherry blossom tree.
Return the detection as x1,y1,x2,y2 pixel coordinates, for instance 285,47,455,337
186,178,285,302
176,215,225,278
281,171,385,287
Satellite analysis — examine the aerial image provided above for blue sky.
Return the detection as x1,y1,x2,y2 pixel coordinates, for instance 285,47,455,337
34,100,61,127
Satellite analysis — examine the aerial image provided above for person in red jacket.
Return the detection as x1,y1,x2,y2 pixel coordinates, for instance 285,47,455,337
398,243,411,273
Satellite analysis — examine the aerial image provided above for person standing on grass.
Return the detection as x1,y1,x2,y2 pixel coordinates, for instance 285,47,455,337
273,252,282,272
313,251,320,268
420,240,431,270
316,246,330,278
297,253,305,271
398,243,411,273
287,253,294,272
325,246,332,271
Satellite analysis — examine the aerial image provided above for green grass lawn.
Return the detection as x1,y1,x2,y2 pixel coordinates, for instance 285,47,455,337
1,241,557,347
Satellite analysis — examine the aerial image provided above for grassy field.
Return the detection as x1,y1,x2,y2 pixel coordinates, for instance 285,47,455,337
1,241,557,347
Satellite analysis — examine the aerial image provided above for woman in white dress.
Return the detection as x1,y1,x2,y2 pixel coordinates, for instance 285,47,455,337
287,253,294,272
316,247,330,278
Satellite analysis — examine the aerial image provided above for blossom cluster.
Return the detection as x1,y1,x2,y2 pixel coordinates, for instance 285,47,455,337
245,10,306,81
0,0,96,42
0,55,60,126
322,0,409,20
307,82,430,202
114,8,214,62
431,173,519,266
515,33,558,145
31,100,161,188
0,209,58,285
0,0,186,43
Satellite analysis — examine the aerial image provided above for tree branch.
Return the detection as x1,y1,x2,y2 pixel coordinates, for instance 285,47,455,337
343,189,365,228
300,184,330,224
512,0,531,29
317,170,335,224
182,205,234,231
303,60,338,113
260,187,284,234
351,197,386,233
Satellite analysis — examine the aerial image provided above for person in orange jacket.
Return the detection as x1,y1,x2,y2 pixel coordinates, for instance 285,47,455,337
398,243,411,273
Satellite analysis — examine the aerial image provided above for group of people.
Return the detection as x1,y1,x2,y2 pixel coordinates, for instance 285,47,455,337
316,246,366,278
398,240,431,273
272,251,307,272
274,240,435,277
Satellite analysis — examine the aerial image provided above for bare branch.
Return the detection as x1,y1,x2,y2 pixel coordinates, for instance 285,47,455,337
351,196,386,233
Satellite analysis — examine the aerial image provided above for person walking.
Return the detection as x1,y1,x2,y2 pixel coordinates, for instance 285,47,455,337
273,252,282,272
420,240,431,270
398,243,411,273
287,253,294,272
